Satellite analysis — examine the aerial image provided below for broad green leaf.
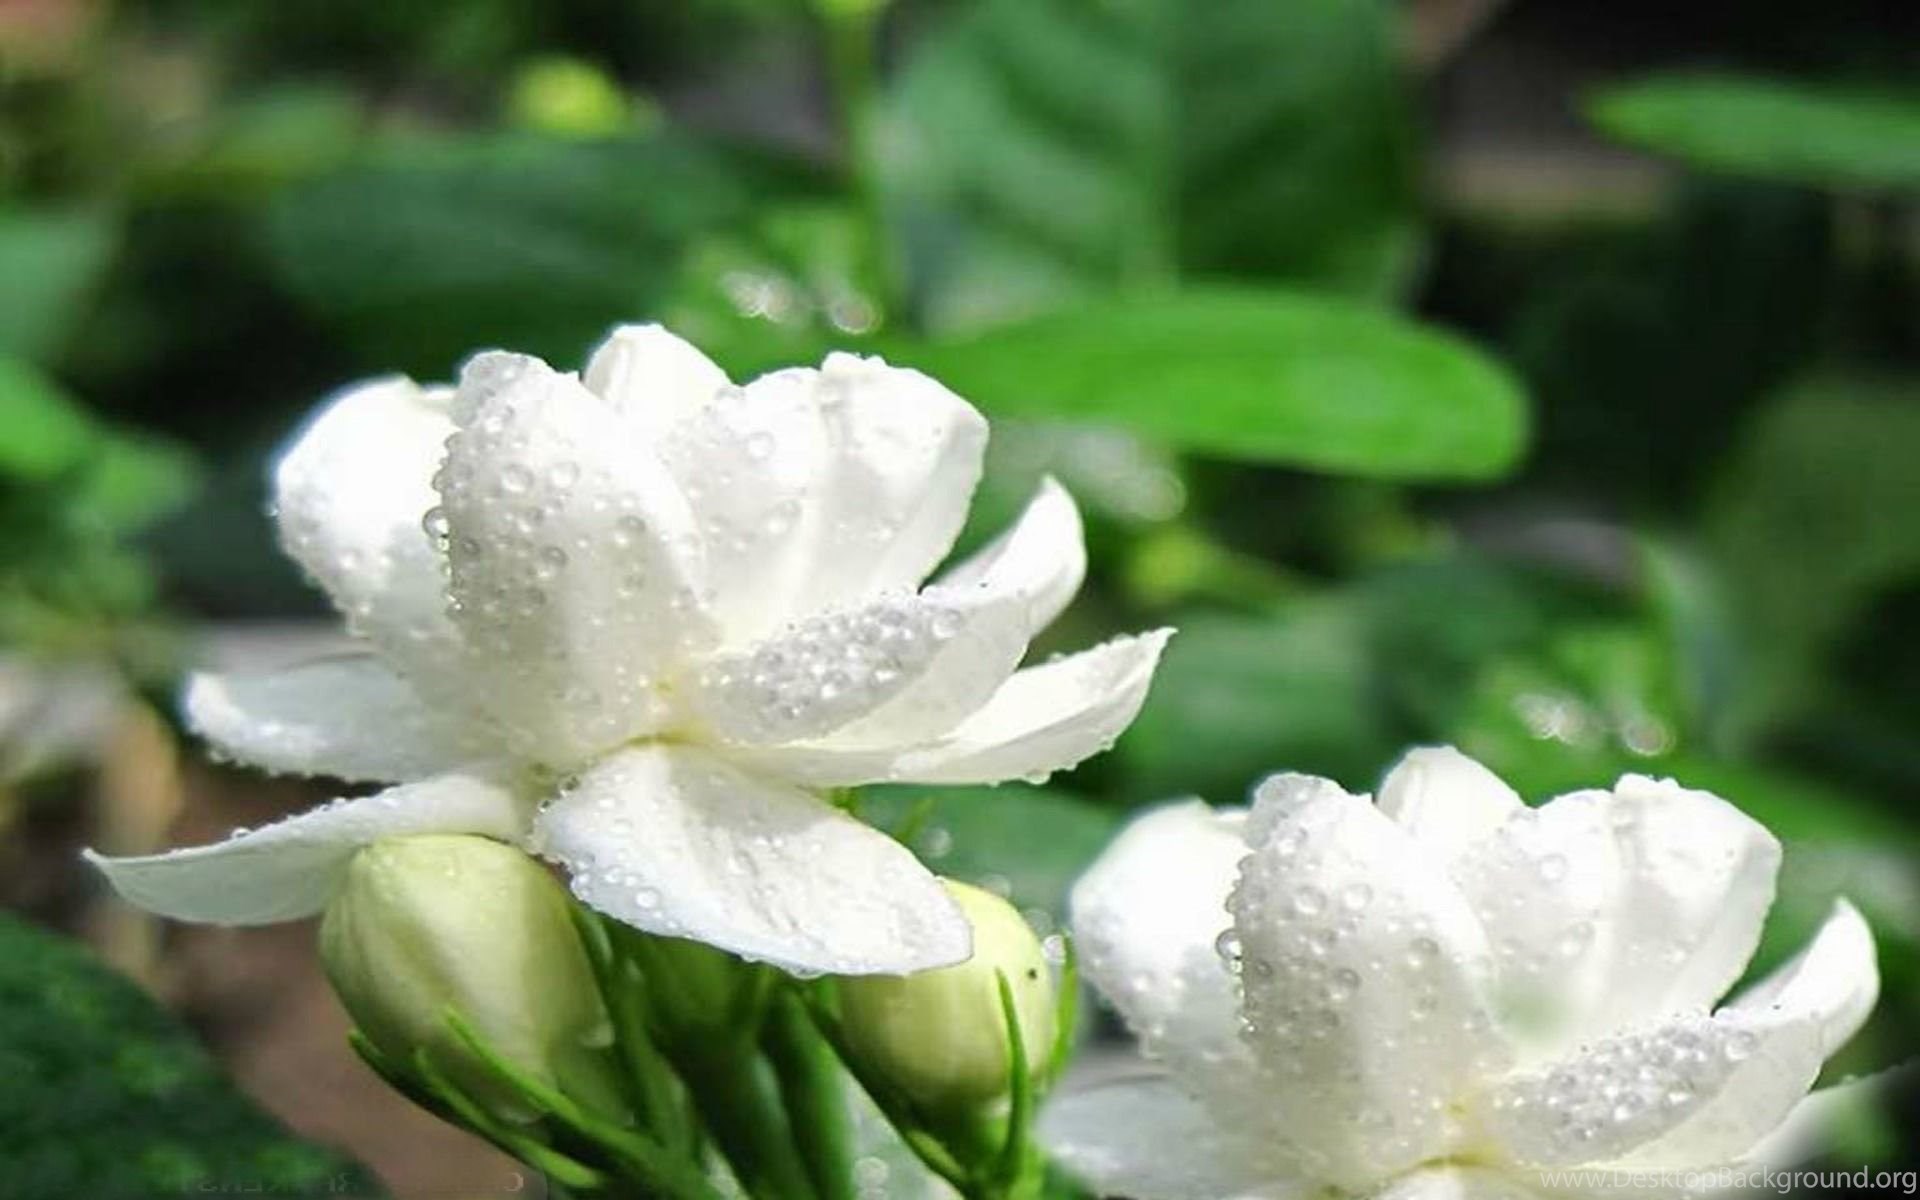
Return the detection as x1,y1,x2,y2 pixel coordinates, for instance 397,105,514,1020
0,211,117,363
0,357,98,481
859,784,1120,920
889,288,1527,478
1705,377,1920,734
1113,601,1389,804
1588,73,1920,191
880,0,1418,332
141,85,365,198
0,912,380,1200
73,432,201,533
267,134,748,376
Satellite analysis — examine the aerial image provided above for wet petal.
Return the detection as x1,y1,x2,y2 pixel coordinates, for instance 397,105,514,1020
272,376,464,698
184,656,478,784
1480,902,1877,1170
530,744,969,976
438,355,716,764
1231,773,1510,1187
84,769,527,925
1583,776,1781,1033
1377,746,1523,863
1071,801,1256,1098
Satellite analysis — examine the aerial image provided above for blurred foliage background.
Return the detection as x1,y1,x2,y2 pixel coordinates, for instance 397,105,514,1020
1,0,1916,1194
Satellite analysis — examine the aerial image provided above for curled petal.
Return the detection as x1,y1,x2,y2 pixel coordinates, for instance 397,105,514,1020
1448,789,1627,1061
934,477,1086,640
1231,774,1511,1187
782,353,987,616
588,332,829,644
530,744,970,976
817,480,1091,750
185,657,477,784
722,630,1172,787
1377,746,1523,863
582,323,731,432
1481,901,1878,1170
272,376,464,698
438,358,716,764
1584,776,1781,1033
84,769,528,925
1071,801,1255,1098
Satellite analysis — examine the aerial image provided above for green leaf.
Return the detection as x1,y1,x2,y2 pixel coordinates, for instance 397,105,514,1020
0,210,117,363
267,133,749,376
0,357,97,481
1705,377,1920,734
69,431,201,533
860,784,1121,920
888,288,1528,478
880,0,1419,331
1588,73,1920,191
0,912,380,1200
1114,601,1390,804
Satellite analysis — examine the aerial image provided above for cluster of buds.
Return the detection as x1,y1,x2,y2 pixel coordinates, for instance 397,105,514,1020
319,835,1065,1200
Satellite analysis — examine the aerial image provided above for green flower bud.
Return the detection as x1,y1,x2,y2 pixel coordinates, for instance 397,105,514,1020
838,881,1056,1113
319,835,619,1122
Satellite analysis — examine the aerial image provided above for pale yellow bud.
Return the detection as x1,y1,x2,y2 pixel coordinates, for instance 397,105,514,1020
838,881,1056,1112
319,834,618,1121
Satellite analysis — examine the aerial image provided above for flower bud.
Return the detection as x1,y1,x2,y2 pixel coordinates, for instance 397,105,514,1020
838,881,1056,1113
319,834,619,1122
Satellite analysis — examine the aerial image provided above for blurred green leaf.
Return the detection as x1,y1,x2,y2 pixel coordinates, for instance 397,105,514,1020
881,0,1418,332
890,288,1527,478
1588,73,1920,191
1115,601,1387,803
0,912,380,1200
860,784,1119,920
267,134,749,375
1706,377,1920,734
140,85,366,198
71,432,201,533
0,358,97,481
0,211,117,364
664,202,887,377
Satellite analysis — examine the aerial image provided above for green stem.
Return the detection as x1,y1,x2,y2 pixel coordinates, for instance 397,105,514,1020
763,989,857,1200
678,1044,822,1200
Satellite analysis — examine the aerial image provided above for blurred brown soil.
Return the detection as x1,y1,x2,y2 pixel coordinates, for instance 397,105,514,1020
5,755,534,1200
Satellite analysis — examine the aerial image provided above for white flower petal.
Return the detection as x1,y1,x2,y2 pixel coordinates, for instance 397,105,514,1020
687,591,988,746
1480,901,1878,1170
934,478,1086,638
1448,789,1627,1062
184,657,477,784
1071,802,1256,1096
272,376,463,697
84,769,527,925
1040,1074,1297,1200
810,479,1090,750
1231,773,1511,1187
722,630,1173,787
1584,775,1780,1033
438,357,716,765
582,323,731,432
588,331,833,645
530,744,970,976
781,353,988,617
1377,746,1523,863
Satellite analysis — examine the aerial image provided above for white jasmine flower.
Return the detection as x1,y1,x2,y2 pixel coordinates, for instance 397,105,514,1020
87,327,1170,975
1046,747,1879,1200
